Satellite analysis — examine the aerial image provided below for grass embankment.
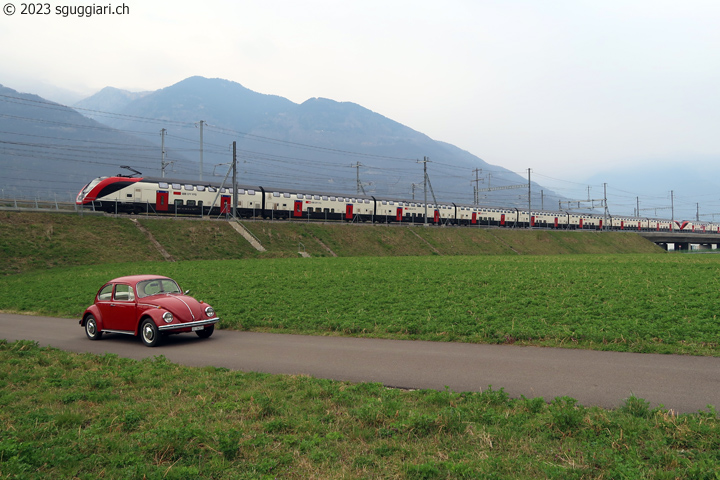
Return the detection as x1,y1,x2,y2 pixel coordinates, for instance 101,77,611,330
0,212,163,274
240,221,664,257
2,340,718,479
0,211,663,276
2,255,719,356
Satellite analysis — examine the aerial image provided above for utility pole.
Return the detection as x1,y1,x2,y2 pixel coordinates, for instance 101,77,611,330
411,183,420,201
671,190,675,229
603,183,608,231
160,128,167,178
232,141,237,219
527,168,532,228
697,203,700,222
636,197,640,217
418,157,430,225
198,120,205,181
352,162,366,195
471,168,482,205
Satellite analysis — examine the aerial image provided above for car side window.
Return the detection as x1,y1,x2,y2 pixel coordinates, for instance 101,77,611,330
113,284,135,302
98,284,113,301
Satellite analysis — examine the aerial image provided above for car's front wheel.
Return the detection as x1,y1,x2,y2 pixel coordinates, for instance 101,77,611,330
140,318,161,347
195,324,214,339
84,315,102,340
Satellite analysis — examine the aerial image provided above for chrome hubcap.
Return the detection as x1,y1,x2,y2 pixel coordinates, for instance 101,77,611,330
143,324,155,342
87,320,96,335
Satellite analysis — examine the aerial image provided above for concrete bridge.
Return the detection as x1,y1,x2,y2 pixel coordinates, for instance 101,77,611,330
637,232,720,252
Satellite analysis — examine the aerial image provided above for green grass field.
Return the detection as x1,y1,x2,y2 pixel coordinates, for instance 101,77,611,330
1,254,719,355
2,212,719,478
1,340,718,479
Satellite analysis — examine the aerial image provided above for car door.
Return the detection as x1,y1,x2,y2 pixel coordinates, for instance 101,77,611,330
97,283,137,332
95,283,118,329
111,284,138,332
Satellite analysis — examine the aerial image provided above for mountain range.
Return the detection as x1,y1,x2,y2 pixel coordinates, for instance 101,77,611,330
1,76,561,209
3,75,715,220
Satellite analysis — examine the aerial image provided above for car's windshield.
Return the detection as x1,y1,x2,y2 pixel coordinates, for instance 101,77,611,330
137,279,182,298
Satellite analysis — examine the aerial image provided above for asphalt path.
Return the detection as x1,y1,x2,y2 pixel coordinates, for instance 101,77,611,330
2,313,718,414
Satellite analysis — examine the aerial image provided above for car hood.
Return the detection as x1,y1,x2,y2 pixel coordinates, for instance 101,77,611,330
143,295,206,322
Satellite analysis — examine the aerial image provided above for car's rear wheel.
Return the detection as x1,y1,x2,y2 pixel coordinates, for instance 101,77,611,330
84,315,102,340
140,318,161,347
195,324,214,339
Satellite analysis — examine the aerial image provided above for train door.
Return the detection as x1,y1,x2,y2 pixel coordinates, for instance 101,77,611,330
471,212,477,225
579,218,584,229
345,203,353,220
500,214,506,226
638,222,642,231
156,191,169,212
396,207,403,222
294,200,303,217
530,215,535,227
554,217,558,228
434,210,440,224
599,219,603,230
220,195,231,214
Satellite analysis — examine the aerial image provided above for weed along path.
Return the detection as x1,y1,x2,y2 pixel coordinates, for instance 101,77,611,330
1,313,718,414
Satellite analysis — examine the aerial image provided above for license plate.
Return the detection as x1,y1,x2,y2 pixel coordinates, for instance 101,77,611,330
192,326,204,331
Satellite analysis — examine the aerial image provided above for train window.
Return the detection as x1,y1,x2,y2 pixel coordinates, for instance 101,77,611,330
126,193,132,198
307,207,314,213
248,190,255,195
197,186,205,192
284,193,290,198
389,201,394,205
323,208,330,213
198,201,203,207
238,189,244,194
329,196,336,201
187,200,196,206
296,194,303,199
273,192,280,197
158,182,169,189
220,188,227,193
185,185,194,191
322,196,328,201
314,195,321,200
228,188,234,194
172,183,181,190
174,200,183,206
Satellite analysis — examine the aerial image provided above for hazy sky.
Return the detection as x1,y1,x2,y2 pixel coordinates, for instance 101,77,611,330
2,0,720,183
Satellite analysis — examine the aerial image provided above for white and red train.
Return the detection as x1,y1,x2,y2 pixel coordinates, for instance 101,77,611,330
76,175,720,233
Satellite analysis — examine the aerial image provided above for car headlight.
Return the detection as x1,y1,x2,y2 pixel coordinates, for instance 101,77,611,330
205,306,215,317
162,312,174,323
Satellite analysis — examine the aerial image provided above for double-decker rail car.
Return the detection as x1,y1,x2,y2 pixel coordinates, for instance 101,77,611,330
76,175,720,233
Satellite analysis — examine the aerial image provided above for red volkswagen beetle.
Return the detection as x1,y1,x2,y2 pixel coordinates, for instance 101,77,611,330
79,275,219,347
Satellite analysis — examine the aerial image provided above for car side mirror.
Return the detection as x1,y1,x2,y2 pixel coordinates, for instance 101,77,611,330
184,290,190,295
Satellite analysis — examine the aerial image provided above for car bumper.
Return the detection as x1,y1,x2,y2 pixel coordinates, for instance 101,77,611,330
158,318,219,332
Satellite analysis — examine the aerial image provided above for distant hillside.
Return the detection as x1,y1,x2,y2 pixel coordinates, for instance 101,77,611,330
0,85,162,200
73,86,151,121
75,76,565,207
2,76,568,209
